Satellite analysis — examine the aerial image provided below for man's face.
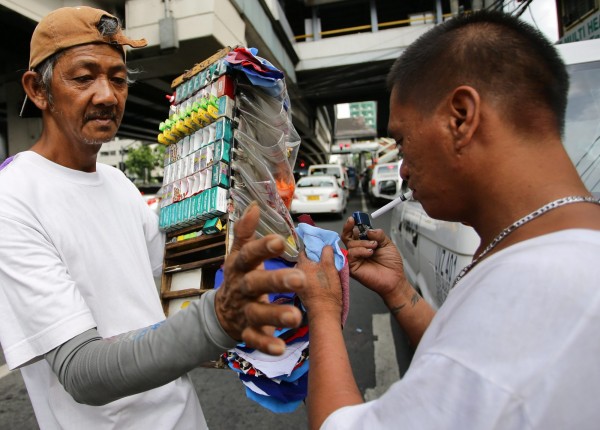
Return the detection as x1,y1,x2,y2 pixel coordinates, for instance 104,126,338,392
46,44,128,146
388,86,456,219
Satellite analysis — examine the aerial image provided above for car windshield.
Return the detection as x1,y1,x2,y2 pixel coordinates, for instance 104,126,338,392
298,178,335,187
376,164,398,174
311,168,340,177
564,60,600,196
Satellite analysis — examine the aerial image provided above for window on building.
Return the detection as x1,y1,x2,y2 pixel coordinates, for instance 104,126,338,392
561,0,596,28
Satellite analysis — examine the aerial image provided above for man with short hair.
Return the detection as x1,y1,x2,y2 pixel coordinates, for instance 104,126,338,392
0,7,304,429
297,11,600,429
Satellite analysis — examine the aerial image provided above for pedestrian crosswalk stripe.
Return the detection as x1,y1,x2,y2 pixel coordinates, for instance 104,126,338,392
0,364,10,380
364,313,400,401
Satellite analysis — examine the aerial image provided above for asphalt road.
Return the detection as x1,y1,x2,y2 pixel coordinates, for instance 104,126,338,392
0,190,414,429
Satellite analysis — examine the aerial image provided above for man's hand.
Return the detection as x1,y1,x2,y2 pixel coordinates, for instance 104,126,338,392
295,246,342,319
341,216,435,347
341,216,407,301
215,202,305,355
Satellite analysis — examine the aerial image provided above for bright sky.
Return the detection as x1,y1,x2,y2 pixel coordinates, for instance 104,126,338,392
511,0,559,42
337,103,350,118
336,0,560,119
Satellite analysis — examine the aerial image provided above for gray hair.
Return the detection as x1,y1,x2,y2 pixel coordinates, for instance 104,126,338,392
97,14,121,37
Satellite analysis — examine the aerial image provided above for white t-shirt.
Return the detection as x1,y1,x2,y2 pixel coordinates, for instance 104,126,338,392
323,229,600,429
0,152,207,429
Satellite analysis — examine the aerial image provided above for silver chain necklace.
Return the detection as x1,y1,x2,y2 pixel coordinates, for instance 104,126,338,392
451,195,600,289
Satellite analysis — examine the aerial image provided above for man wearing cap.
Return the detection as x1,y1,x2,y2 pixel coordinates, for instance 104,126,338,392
0,6,305,429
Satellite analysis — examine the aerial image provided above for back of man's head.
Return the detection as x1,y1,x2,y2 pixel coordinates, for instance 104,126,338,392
387,10,569,135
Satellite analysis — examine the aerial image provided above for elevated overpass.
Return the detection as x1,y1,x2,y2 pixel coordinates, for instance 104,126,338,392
0,0,451,165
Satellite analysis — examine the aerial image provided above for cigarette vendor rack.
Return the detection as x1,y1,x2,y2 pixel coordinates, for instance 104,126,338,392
156,46,301,317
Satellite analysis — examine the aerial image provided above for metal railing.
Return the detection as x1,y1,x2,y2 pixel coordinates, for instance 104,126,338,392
294,13,453,42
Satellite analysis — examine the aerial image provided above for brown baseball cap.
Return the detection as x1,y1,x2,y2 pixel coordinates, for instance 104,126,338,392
21,6,147,116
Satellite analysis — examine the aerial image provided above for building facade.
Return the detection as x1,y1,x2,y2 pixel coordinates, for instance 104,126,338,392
557,0,600,42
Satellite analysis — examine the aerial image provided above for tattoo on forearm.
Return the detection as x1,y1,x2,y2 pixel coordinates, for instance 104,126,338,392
411,293,420,306
390,304,405,315
390,293,421,315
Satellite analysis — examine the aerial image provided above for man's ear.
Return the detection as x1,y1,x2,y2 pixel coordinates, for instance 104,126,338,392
447,85,480,153
21,71,50,112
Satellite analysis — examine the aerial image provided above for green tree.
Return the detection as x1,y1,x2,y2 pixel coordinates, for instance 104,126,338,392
125,144,165,183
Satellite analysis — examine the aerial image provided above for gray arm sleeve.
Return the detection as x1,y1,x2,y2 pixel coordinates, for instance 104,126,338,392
44,289,238,406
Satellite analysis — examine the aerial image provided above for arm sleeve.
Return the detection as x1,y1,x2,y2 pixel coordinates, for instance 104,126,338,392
45,289,237,406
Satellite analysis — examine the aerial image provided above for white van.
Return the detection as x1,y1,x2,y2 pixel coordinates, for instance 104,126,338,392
368,161,403,204
307,164,349,193
390,38,600,309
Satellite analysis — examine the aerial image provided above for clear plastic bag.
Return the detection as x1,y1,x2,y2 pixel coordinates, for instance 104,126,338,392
237,84,301,168
235,129,295,210
230,145,300,261
227,74,303,261
237,107,287,157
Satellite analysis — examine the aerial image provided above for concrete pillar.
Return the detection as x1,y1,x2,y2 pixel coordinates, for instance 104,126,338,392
6,81,42,155
472,0,483,11
435,0,443,23
311,6,321,41
450,0,459,16
0,133,7,161
370,0,378,33
484,0,498,10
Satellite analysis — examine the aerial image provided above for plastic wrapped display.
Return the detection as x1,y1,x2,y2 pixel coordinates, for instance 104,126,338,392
232,181,300,251
157,44,304,256
236,111,296,204
157,46,313,412
236,83,301,168
230,139,301,262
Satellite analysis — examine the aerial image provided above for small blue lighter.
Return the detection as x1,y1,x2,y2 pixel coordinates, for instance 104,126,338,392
352,211,373,240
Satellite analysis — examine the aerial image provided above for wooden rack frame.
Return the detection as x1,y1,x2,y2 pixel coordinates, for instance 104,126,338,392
160,215,229,316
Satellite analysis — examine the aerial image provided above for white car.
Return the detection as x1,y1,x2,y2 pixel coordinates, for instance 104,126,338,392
307,164,349,194
391,38,600,309
391,197,480,308
291,175,347,219
138,184,162,215
368,161,403,205
144,193,160,215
